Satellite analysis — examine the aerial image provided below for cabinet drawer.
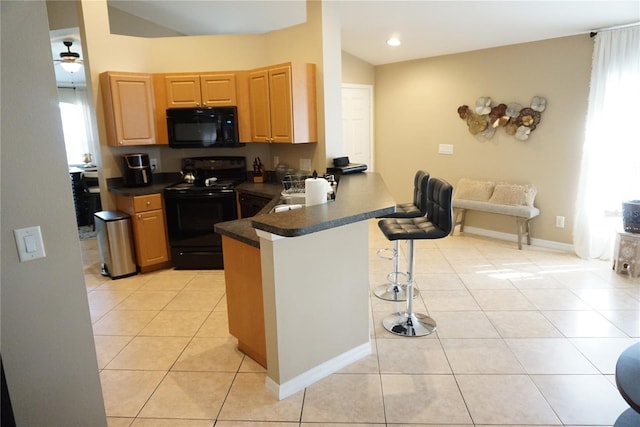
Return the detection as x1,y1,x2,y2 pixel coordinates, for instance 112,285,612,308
133,194,163,212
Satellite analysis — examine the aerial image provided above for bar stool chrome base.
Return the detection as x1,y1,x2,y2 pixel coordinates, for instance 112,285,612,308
383,312,437,337
379,240,435,337
372,272,421,301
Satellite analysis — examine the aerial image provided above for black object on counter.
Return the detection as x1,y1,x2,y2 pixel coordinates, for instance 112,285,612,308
333,156,350,167
122,153,152,187
329,156,368,175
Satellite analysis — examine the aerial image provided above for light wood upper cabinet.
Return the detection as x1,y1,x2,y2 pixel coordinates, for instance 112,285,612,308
100,72,156,146
248,63,317,144
248,69,271,142
164,75,201,108
165,73,237,108
201,73,237,106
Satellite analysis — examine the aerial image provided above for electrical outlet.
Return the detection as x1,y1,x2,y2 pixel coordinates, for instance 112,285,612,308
150,158,158,172
300,158,311,172
555,216,565,228
273,156,280,167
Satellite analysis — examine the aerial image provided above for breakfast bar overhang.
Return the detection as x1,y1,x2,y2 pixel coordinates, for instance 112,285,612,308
251,172,395,399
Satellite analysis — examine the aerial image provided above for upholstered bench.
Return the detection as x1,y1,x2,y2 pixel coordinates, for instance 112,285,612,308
450,178,540,249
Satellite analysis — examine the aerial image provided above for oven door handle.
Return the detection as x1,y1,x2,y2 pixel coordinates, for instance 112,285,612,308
163,191,235,199
178,251,219,256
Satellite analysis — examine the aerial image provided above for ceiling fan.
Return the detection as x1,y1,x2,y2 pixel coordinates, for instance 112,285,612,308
55,40,83,73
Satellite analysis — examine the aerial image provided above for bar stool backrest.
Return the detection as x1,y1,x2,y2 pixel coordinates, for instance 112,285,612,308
426,177,454,234
414,171,430,216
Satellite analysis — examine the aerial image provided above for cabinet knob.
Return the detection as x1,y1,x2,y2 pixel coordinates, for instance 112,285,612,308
137,214,141,219
146,201,151,206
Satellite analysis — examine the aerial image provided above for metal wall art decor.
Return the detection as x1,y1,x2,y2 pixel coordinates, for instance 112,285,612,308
457,96,546,141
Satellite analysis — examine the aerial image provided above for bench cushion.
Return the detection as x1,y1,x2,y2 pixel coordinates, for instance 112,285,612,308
453,198,540,219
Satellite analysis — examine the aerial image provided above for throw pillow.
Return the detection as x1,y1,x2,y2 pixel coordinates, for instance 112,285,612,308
454,178,495,201
489,183,537,206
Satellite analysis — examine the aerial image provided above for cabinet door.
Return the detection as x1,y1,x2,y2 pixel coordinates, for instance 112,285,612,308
248,69,272,143
268,65,294,143
200,73,237,106
222,236,266,367
132,209,169,267
101,72,156,146
165,75,202,107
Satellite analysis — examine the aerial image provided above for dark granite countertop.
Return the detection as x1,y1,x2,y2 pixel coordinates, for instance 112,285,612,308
235,182,283,201
215,172,395,247
107,172,182,196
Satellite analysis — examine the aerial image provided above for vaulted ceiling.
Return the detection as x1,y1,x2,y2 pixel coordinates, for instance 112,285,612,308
108,0,639,65
51,1,639,86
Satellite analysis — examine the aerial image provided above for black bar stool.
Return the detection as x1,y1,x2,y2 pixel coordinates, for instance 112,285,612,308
377,177,453,337
374,171,430,301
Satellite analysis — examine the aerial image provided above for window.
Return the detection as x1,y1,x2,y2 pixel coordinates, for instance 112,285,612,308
573,26,640,259
57,87,94,166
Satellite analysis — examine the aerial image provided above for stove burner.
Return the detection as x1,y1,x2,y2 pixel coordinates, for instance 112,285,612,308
165,156,247,194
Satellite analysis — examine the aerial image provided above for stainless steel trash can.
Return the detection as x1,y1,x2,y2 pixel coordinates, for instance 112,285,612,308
94,211,137,279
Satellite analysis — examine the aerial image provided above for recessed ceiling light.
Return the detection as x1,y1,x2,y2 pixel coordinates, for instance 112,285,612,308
387,37,401,47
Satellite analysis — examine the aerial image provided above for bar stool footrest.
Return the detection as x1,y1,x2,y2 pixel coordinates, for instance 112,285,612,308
376,247,396,261
373,281,419,301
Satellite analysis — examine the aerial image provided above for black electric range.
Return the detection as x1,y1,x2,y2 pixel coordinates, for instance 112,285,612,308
163,156,247,269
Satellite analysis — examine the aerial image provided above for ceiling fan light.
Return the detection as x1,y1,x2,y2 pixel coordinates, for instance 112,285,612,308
386,37,401,47
60,61,82,73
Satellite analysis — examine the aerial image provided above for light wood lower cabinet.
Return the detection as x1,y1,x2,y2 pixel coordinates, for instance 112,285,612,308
116,193,171,273
221,235,266,368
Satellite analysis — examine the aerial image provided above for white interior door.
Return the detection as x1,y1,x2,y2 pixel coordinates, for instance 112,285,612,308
342,84,373,170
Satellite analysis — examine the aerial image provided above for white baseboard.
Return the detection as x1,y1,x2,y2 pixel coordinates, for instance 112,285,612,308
459,225,574,253
264,341,371,400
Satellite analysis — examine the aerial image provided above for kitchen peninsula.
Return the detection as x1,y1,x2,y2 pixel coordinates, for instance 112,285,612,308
215,172,395,399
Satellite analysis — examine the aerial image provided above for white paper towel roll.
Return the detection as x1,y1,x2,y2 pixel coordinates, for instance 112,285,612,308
305,177,329,206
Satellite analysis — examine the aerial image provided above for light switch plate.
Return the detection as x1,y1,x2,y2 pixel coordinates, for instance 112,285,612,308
14,226,46,262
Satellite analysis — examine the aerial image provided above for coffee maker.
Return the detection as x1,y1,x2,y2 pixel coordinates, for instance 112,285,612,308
122,153,152,187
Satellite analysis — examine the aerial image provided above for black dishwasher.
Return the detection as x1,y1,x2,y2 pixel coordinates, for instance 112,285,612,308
238,192,272,218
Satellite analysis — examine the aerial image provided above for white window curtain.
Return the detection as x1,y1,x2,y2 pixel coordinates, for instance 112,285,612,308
58,86,95,166
573,26,640,259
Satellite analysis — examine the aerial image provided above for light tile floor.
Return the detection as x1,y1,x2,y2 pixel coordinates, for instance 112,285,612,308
81,220,640,427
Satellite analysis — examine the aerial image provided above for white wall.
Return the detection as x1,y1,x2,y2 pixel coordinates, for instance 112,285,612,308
0,1,107,425
374,35,593,244
342,51,375,85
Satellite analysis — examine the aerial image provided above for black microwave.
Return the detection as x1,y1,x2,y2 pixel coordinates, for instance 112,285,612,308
167,106,244,148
